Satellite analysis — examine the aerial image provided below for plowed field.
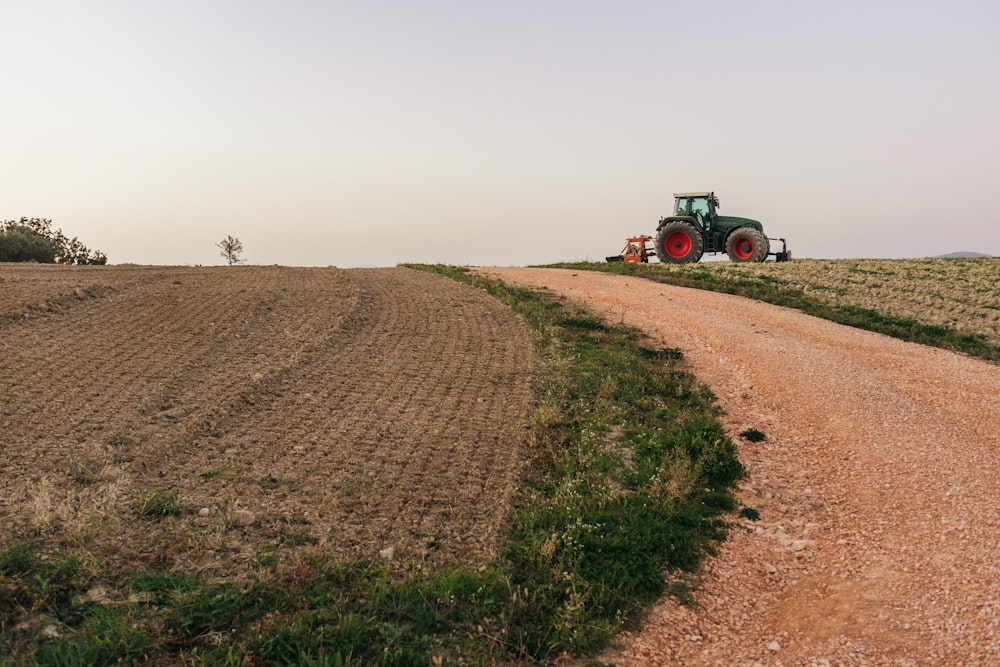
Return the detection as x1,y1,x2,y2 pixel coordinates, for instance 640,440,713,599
0,265,536,577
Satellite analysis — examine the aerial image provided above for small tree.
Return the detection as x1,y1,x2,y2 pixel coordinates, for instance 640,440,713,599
216,235,244,265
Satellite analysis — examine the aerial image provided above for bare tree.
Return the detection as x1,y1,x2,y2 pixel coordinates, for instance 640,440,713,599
216,235,244,265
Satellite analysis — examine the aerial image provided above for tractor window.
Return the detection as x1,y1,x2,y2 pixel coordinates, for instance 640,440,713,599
674,197,710,227
689,198,710,227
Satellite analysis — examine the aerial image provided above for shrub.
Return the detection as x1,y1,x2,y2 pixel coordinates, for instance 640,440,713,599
0,218,107,265
0,224,57,263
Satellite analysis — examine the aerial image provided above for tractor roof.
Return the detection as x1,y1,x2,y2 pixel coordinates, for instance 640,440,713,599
674,191,713,198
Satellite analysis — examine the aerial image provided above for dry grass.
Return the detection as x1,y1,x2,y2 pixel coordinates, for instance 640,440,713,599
711,259,999,344
618,258,1000,347
25,465,131,538
705,259,1000,345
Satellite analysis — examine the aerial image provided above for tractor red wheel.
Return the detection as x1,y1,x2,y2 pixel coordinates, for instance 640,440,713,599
654,220,704,264
726,228,768,263
732,238,754,260
664,231,692,258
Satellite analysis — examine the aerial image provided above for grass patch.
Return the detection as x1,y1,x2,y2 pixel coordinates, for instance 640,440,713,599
550,260,1000,363
1,266,743,665
134,490,183,521
199,466,238,480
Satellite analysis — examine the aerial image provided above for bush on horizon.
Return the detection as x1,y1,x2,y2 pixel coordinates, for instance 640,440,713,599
0,217,107,265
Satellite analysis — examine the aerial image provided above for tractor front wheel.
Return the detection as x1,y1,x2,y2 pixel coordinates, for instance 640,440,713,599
726,228,768,263
655,221,704,264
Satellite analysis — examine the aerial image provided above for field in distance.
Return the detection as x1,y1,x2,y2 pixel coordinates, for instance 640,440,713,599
557,258,1000,354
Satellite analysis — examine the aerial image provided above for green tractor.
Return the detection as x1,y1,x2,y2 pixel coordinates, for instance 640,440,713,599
654,192,790,263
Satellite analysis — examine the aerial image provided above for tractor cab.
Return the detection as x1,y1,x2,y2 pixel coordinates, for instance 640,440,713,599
673,192,718,230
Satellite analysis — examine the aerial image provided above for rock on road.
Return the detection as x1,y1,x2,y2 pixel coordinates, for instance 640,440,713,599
479,267,1000,666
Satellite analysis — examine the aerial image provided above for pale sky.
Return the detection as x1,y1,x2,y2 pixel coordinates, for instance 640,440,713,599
3,1,999,266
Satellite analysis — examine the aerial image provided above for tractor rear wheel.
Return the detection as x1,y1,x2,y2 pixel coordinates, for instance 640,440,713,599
726,228,768,263
655,221,704,264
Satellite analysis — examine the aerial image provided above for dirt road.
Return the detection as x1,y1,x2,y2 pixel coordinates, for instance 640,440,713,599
480,267,1000,666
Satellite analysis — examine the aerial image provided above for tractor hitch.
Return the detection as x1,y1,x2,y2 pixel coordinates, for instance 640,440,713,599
768,237,791,262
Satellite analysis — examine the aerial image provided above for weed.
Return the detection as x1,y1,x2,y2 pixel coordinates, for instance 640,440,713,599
254,550,279,568
740,428,767,443
200,466,238,480
283,525,319,547
0,542,93,641
134,490,183,520
33,605,153,665
258,474,281,489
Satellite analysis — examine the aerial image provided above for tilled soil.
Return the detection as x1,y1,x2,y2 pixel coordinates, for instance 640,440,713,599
1,265,536,576
480,267,1000,667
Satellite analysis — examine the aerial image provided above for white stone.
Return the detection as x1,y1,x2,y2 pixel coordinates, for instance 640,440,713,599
80,586,109,604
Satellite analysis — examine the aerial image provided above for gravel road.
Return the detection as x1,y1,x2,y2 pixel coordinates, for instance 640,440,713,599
479,267,1000,667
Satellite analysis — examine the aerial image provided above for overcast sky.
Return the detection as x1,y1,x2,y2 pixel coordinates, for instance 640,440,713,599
3,1,999,266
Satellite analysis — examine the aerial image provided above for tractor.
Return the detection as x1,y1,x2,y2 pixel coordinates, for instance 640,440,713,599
653,192,789,263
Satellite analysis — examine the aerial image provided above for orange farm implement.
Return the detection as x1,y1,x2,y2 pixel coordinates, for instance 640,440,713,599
606,236,654,264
